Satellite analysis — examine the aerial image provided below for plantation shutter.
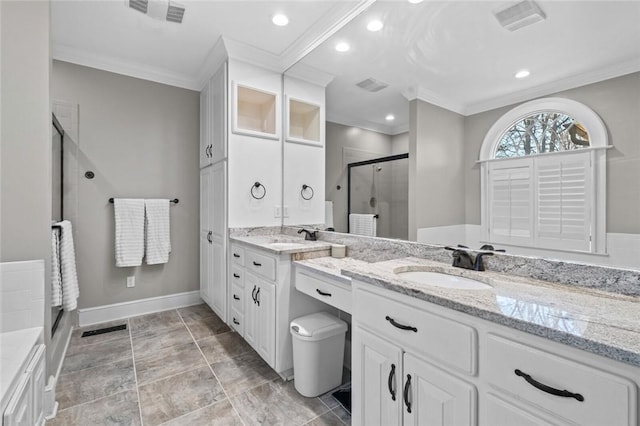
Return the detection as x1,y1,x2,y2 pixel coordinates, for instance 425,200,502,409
535,151,591,251
488,159,533,245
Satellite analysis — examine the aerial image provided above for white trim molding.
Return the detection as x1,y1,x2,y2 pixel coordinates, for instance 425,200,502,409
77,291,202,326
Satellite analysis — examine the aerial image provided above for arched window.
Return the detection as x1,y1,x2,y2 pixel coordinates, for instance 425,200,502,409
479,98,608,254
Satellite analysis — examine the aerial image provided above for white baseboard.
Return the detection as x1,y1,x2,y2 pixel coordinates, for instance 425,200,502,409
78,291,202,326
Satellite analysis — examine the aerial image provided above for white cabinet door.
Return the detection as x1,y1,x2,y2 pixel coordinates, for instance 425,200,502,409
26,345,46,426
199,166,212,303
211,63,227,161
244,272,258,348
3,373,32,426
210,240,226,319
403,353,476,426
255,279,275,367
200,83,211,168
353,327,403,426
208,161,227,320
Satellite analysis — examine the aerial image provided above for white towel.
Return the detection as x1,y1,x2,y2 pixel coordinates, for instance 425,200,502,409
349,214,377,237
144,199,171,265
58,220,79,311
324,201,334,229
51,228,63,307
114,198,145,267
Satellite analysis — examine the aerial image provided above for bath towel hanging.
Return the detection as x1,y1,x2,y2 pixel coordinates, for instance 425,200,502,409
58,220,79,311
349,213,377,237
51,228,63,307
144,199,171,265
114,198,145,267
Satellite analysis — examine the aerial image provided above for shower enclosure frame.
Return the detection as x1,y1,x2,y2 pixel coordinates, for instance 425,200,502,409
51,113,65,337
347,152,409,234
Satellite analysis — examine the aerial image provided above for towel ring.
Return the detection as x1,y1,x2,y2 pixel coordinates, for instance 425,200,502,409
251,182,266,200
301,184,314,200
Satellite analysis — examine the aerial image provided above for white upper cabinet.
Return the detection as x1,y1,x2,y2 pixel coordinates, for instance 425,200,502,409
200,64,227,168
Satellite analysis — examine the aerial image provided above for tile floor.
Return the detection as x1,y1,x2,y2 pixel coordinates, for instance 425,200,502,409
48,304,351,426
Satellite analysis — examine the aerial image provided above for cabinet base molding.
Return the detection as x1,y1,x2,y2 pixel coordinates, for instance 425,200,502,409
77,291,202,326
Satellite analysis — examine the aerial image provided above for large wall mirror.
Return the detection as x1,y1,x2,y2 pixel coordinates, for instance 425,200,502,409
283,0,640,271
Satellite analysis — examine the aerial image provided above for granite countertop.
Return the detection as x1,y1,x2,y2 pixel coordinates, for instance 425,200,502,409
341,257,640,367
1,327,43,408
293,256,371,285
230,234,332,254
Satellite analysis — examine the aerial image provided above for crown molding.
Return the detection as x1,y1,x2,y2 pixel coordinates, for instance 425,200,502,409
402,86,466,116
53,44,200,90
280,0,377,71
462,58,640,116
285,62,335,88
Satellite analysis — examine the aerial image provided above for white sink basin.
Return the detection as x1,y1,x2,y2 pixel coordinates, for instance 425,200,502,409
395,271,492,290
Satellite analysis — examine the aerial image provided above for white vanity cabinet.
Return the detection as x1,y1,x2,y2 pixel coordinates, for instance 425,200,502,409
353,287,477,426
2,342,46,426
352,280,639,426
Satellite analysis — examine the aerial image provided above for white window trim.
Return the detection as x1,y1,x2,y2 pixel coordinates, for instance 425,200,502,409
479,98,609,254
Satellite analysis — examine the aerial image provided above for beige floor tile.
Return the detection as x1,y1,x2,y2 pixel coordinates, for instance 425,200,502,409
56,358,136,410
177,304,216,322
135,341,206,385
160,399,243,426
210,350,278,396
305,411,345,426
61,336,132,374
185,314,230,340
129,310,183,336
131,323,193,359
230,379,329,426
197,331,252,363
68,319,130,348
138,366,225,426
47,390,141,426
331,405,351,425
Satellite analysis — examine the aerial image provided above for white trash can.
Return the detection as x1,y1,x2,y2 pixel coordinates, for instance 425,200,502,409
290,312,348,397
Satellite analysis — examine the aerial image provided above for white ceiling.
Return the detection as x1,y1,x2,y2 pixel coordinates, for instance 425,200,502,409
291,0,640,134
52,0,366,89
53,1,640,135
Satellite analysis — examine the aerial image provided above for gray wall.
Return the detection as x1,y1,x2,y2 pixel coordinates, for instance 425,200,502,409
463,72,640,234
52,61,200,309
409,99,466,240
0,0,57,373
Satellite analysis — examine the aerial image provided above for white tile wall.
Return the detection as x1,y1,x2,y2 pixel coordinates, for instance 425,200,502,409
0,260,45,333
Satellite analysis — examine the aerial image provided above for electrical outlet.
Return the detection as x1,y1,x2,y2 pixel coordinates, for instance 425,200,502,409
283,205,290,218
126,276,135,288
274,206,281,218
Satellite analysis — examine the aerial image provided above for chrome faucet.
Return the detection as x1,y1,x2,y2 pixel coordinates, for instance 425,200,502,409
297,228,318,241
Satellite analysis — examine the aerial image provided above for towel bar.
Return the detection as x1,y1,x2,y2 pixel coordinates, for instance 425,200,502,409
108,198,179,204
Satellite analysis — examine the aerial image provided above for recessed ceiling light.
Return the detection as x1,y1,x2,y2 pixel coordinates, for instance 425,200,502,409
515,69,530,79
272,13,289,26
385,114,395,121
367,19,384,32
408,0,424,4
335,42,350,53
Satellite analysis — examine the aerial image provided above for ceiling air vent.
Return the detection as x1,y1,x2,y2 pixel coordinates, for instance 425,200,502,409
128,0,148,14
356,78,389,93
494,0,546,31
166,2,185,23
127,0,185,24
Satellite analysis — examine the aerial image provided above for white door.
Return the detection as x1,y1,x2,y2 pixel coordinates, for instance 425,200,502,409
208,161,227,319
353,327,403,426
199,83,211,168
255,279,275,367
211,63,227,161
199,166,212,303
244,272,258,349
403,353,477,426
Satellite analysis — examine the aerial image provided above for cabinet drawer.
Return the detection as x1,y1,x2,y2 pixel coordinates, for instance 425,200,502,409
230,245,245,266
355,287,477,376
295,269,351,314
245,250,276,281
230,280,244,314
485,334,637,426
229,308,244,335
230,266,244,287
